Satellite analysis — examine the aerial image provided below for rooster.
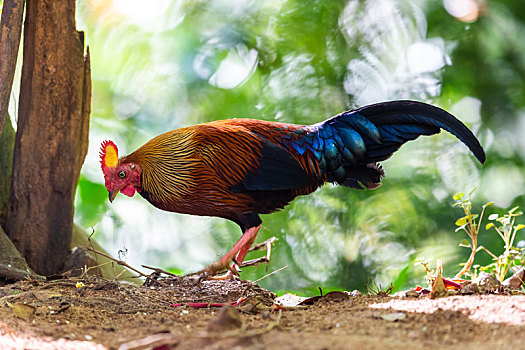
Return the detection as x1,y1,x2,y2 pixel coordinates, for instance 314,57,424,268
100,100,485,277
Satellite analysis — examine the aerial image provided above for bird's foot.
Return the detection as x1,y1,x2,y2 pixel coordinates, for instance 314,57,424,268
188,260,240,281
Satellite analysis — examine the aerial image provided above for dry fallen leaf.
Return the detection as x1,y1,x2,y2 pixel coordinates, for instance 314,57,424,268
9,302,35,320
430,259,447,299
274,293,309,307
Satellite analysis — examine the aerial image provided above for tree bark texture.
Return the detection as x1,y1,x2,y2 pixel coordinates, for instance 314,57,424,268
6,0,91,276
0,0,24,136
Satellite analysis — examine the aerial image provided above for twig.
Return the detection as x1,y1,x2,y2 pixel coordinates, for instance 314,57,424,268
79,260,113,279
86,246,148,279
142,265,180,278
239,256,269,268
86,227,102,277
114,267,127,281
249,237,277,252
253,265,289,283
240,236,276,268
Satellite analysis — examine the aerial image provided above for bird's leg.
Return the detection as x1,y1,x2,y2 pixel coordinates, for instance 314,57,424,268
196,224,262,279
232,228,259,269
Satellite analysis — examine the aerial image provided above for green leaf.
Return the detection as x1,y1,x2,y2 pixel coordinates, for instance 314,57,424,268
486,223,495,230
74,175,109,227
509,206,520,215
453,192,465,201
468,187,477,196
459,239,471,248
455,216,468,226
516,224,525,231
166,267,183,276
391,262,412,293
488,214,499,221
483,201,494,208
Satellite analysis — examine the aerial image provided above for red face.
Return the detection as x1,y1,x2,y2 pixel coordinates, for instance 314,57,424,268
103,163,142,202
100,140,142,202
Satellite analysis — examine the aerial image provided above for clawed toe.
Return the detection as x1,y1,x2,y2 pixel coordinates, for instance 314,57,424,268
187,260,240,281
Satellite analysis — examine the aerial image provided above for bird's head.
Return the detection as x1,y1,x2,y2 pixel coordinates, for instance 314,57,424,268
100,140,142,202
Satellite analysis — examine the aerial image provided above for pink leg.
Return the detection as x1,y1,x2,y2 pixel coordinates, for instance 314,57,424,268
233,228,259,266
196,224,262,279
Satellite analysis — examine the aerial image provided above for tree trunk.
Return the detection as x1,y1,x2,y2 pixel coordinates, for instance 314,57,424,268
6,0,90,276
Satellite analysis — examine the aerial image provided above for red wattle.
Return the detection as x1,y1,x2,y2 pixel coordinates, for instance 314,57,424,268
120,185,137,197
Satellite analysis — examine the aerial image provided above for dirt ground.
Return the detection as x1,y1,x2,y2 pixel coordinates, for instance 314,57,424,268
1,275,525,350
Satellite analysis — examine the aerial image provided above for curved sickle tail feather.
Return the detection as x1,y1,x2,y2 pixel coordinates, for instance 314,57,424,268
350,100,486,164
301,100,485,189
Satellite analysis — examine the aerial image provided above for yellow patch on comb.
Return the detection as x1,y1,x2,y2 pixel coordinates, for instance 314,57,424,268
100,140,119,169
105,145,118,168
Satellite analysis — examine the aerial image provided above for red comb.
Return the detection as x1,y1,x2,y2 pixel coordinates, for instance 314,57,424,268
100,140,119,170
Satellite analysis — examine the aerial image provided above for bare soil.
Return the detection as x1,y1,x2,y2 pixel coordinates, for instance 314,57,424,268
1,276,525,350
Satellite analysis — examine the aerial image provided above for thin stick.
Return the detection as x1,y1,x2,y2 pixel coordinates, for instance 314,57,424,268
240,236,275,268
249,237,277,252
86,246,148,278
142,264,180,277
79,260,113,278
253,265,288,283
240,256,269,268
87,227,101,276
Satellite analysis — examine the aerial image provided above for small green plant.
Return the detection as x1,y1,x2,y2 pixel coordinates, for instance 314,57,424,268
453,189,493,279
414,256,436,287
454,190,525,282
482,208,525,281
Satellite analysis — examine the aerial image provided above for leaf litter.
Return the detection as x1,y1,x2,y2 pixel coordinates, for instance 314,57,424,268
1,274,525,349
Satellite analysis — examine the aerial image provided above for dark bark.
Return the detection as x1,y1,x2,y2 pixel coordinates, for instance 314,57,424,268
6,0,91,276
0,0,24,136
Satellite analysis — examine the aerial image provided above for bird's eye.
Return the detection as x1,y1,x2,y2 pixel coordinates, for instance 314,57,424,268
118,170,126,178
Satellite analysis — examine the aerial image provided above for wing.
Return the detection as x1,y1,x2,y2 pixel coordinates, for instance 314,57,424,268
232,139,315,192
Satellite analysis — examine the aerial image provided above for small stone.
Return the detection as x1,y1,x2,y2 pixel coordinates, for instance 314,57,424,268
460,282,479,295
405,290,420,298
379,312,406,322
502,268,525,290
348,290,362,297
474,272,501,293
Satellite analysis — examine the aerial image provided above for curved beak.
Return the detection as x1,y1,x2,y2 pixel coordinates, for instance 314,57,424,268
108,190,119,203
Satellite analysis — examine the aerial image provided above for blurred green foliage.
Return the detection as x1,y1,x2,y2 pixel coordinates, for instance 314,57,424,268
70,0,525,293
